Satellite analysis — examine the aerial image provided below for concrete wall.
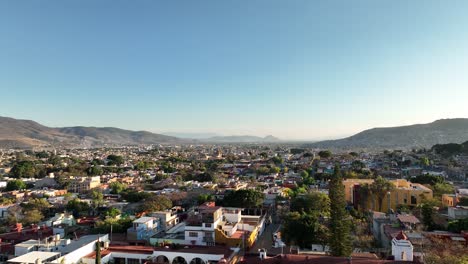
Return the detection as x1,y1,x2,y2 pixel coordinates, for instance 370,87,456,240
54,234,109,264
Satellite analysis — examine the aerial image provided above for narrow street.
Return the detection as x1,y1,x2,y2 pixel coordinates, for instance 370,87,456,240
250,213,290,256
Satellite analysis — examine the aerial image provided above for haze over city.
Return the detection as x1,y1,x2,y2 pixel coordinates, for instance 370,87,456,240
1,1,468,140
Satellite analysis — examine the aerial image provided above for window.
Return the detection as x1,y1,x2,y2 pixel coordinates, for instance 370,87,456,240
189,232,198,237
205,223,212,228
128,259,140,264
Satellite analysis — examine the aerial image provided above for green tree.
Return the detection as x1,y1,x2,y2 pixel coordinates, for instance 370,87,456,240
90,189,104,210
448,218,468,234
35,151,50,159
420,157,430,167
370,176,395,212
271,156,283,165
22,198,51,215
458,197,468,206
23,209,44,225
222,189,265,208
197,194,214,205
290,148,305,155
0,197,15,205
107,155,124,166
318,150,332,159
120,190,151,203
409,174,444,185
256,166,270,175
140,195,172,212
91,158,105,166
432,182,454,199
5,180,27,191
66,198,91,216
105,207,121,218
109,182,127,194
282,211,329,249
328,165,352,257
197,172,218,182
269,166,281,174
351,160,365,172
290,192,330,216
88,166,103,176
10,160,37,178
135,160,154,171
421,202,436,231
95,241,101,264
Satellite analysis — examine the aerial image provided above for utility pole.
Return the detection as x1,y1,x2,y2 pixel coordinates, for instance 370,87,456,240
243,222,246,257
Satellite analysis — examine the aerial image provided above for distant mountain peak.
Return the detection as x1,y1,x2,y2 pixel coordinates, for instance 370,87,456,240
0,116,183,149
202,134,280,143
308,118,468,150
264,135,279,141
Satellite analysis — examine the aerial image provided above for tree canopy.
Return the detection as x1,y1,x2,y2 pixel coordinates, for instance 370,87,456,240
107,155,124,166
282,191,330,249
222,189,265,208
290,192,330,216
318,150,332,159
139,195,172,212
328,165,352,257
10,160,38,178
370,176,395,212
109,181,127,194
5,180,27,191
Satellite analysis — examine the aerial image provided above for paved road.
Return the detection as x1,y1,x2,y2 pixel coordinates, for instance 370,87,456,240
250,217,290,255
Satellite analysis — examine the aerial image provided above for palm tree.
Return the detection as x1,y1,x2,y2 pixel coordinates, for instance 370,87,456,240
370,176,395,212
358,184,372,211
95,240,101,264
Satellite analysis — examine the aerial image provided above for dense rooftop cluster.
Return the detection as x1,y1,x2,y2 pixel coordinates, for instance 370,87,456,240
0,144,466,264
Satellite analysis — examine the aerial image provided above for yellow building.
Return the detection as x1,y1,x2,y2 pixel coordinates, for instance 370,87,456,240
442,194,459,207
343,179,433,212
67,176,101,193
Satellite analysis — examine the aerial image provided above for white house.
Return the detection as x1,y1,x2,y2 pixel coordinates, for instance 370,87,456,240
127,216,160,241
391,231,413,262
448,206,468,220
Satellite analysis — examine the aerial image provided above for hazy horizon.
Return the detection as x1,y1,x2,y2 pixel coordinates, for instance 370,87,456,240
2,1,468,140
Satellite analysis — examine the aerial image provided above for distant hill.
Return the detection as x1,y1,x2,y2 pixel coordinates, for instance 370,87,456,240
0,116,181,149
202,135,280,143
162,132,221,139
308,119,468,150
432,141,468,156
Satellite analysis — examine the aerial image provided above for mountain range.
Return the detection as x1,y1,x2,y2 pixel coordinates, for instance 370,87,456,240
200,135,280,143
308,118,468,150
1,116,468,149
0,116,180,149
0,116,280,148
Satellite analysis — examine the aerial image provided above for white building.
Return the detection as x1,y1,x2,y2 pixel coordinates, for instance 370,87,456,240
44,213,76,227
150,210,179,231
0,204,13,219
127,216,159,241
10,234,109,264
448,206,468,220
391,231,413,262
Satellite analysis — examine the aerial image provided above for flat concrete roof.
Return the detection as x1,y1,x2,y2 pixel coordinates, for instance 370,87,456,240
14,239,38,248
8,251,60,263
134,217,155,224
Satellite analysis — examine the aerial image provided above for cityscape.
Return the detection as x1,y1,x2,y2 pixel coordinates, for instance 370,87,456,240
1,1,468,264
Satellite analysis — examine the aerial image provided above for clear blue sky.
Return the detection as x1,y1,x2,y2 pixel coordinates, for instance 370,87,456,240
1,1,468,140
